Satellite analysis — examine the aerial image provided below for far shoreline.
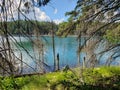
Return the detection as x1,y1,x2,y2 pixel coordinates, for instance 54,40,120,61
0,34,90,38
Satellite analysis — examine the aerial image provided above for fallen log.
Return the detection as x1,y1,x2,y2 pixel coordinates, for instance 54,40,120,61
14,72,45,78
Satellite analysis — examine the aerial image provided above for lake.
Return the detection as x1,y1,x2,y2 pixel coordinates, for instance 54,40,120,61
8,36,120,73
10,36,85,73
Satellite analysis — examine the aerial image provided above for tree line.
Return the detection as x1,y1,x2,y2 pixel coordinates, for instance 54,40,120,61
0,20,58,35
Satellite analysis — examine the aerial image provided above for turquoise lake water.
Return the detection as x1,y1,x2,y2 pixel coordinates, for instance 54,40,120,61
12,36,84,72
11,36,119,73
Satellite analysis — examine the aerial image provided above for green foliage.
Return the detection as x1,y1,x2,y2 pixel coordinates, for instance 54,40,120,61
65,0,120,38
83,66,120,87
0,66,120,90
104,25,120,43
0,76,31,90
56,22,68,36
0,20,58,35
0,77,17,90
22,75,48,90
56,21,76,36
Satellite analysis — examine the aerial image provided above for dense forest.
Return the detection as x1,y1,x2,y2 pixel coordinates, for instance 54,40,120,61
57,21,120,43
0,20,58,35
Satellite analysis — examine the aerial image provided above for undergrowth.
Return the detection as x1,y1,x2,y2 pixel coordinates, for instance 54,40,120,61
0,66,120,90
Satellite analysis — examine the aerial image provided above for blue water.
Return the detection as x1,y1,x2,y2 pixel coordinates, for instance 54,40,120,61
12,36,82,72
42,36,79,68
12,36,120,73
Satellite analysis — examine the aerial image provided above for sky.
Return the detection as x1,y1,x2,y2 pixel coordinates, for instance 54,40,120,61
0,0,77,24
41,0,77,24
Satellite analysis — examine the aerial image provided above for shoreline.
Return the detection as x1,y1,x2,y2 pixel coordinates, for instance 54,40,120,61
0,34,90,38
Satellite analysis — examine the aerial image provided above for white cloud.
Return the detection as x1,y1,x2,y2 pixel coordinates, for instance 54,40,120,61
0,0,50,22
34,7,50,21
0,0,64,24
53,18,64,24
54,8,58,14
12,8,50,21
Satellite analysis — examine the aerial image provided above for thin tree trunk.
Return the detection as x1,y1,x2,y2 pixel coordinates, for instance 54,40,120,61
52,22,56,71
77,37,80,66
56,53,60,70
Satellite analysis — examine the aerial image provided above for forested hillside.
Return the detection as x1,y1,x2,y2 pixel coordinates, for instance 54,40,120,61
0,20,58,35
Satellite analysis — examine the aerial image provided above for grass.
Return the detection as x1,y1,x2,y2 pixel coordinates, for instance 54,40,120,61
0,66,120,90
